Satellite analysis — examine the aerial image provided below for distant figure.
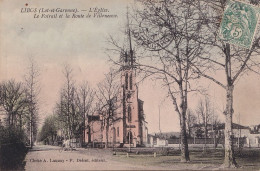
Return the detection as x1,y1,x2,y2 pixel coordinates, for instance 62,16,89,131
246,137,250,148
62,139,71,148
255,137,259,148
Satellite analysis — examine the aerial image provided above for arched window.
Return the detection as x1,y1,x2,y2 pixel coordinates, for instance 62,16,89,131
125,73,128,90
130,73,133,90
128,106,132,122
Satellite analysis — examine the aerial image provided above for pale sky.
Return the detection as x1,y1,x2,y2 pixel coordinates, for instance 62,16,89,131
0,0,260,133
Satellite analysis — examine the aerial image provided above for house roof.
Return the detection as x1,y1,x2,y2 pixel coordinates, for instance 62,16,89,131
231,123,250,129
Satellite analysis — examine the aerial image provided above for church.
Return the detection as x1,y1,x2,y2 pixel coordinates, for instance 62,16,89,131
85,23,148,148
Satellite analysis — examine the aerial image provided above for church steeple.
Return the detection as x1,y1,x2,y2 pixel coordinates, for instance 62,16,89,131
127,6,134,67
120,6,139,145
85,6,147,148
121,6,135,70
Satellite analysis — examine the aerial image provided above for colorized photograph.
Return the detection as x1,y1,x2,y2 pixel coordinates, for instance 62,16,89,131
0,0,260,170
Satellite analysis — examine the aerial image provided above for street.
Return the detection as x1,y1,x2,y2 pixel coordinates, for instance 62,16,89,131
24,145,160,170
24,145,260,170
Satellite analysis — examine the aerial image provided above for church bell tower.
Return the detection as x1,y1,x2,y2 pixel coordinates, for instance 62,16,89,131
120,8,142,146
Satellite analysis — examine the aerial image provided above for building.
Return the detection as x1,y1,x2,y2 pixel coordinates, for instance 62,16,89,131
85,114,103,147
249,124,260,134
190,122,251,139
85,20,148,148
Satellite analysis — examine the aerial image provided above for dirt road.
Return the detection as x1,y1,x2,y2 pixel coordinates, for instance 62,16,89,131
24,145,163,170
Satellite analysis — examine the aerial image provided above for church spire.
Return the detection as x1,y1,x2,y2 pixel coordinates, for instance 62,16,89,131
127,6,134,67
120,6,135,70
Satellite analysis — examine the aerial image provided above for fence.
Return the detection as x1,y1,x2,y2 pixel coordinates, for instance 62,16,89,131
167,137,246,145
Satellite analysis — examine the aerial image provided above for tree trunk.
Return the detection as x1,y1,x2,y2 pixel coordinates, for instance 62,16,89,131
105,118,109,148
11,113,14,126
83,99,86,146
19,114,22,131
214,131,218,149
8,113,11,126
204,119,207,152
83,115,85,146
30,119,33,148
223,85,237,168
100,123,104,148
180,108,190,162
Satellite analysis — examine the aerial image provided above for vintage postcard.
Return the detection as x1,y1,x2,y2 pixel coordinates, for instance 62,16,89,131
0,0,260,170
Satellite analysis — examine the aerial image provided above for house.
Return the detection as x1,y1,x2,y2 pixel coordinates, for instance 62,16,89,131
147,132,180,147
190,122,251,138
145,122,260,148
85,114,103,147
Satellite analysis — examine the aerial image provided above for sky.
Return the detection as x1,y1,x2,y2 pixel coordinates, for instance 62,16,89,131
0,0,260,133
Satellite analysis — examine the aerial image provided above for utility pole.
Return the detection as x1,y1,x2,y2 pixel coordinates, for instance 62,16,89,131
203,108,207,152
238,112,241,148
159,105,161,134
212,107,215,149
112,117,115,151
212,90,216,149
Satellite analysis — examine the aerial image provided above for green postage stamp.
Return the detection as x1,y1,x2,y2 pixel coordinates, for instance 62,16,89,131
219,0,260,49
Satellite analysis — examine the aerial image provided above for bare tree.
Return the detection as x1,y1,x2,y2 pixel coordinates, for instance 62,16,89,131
55,91,67,138
96,69,120,148
38,115,58,145
57,64,77,140
186,109,197,138
191,0,260,167
0,80,27,128
195,97,212,151
211,112,222,149
75,81,95,146
54,65,93,146
123,0,206,162
24,58,40,147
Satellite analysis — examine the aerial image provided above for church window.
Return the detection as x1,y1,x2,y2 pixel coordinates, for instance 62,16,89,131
127,93,131,99
125,73,128,90
128,106,132,122
125,52,128,62
117,127,119,136
130,73,133,90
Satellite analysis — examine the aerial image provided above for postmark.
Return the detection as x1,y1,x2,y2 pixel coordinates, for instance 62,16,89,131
219,0,260,49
